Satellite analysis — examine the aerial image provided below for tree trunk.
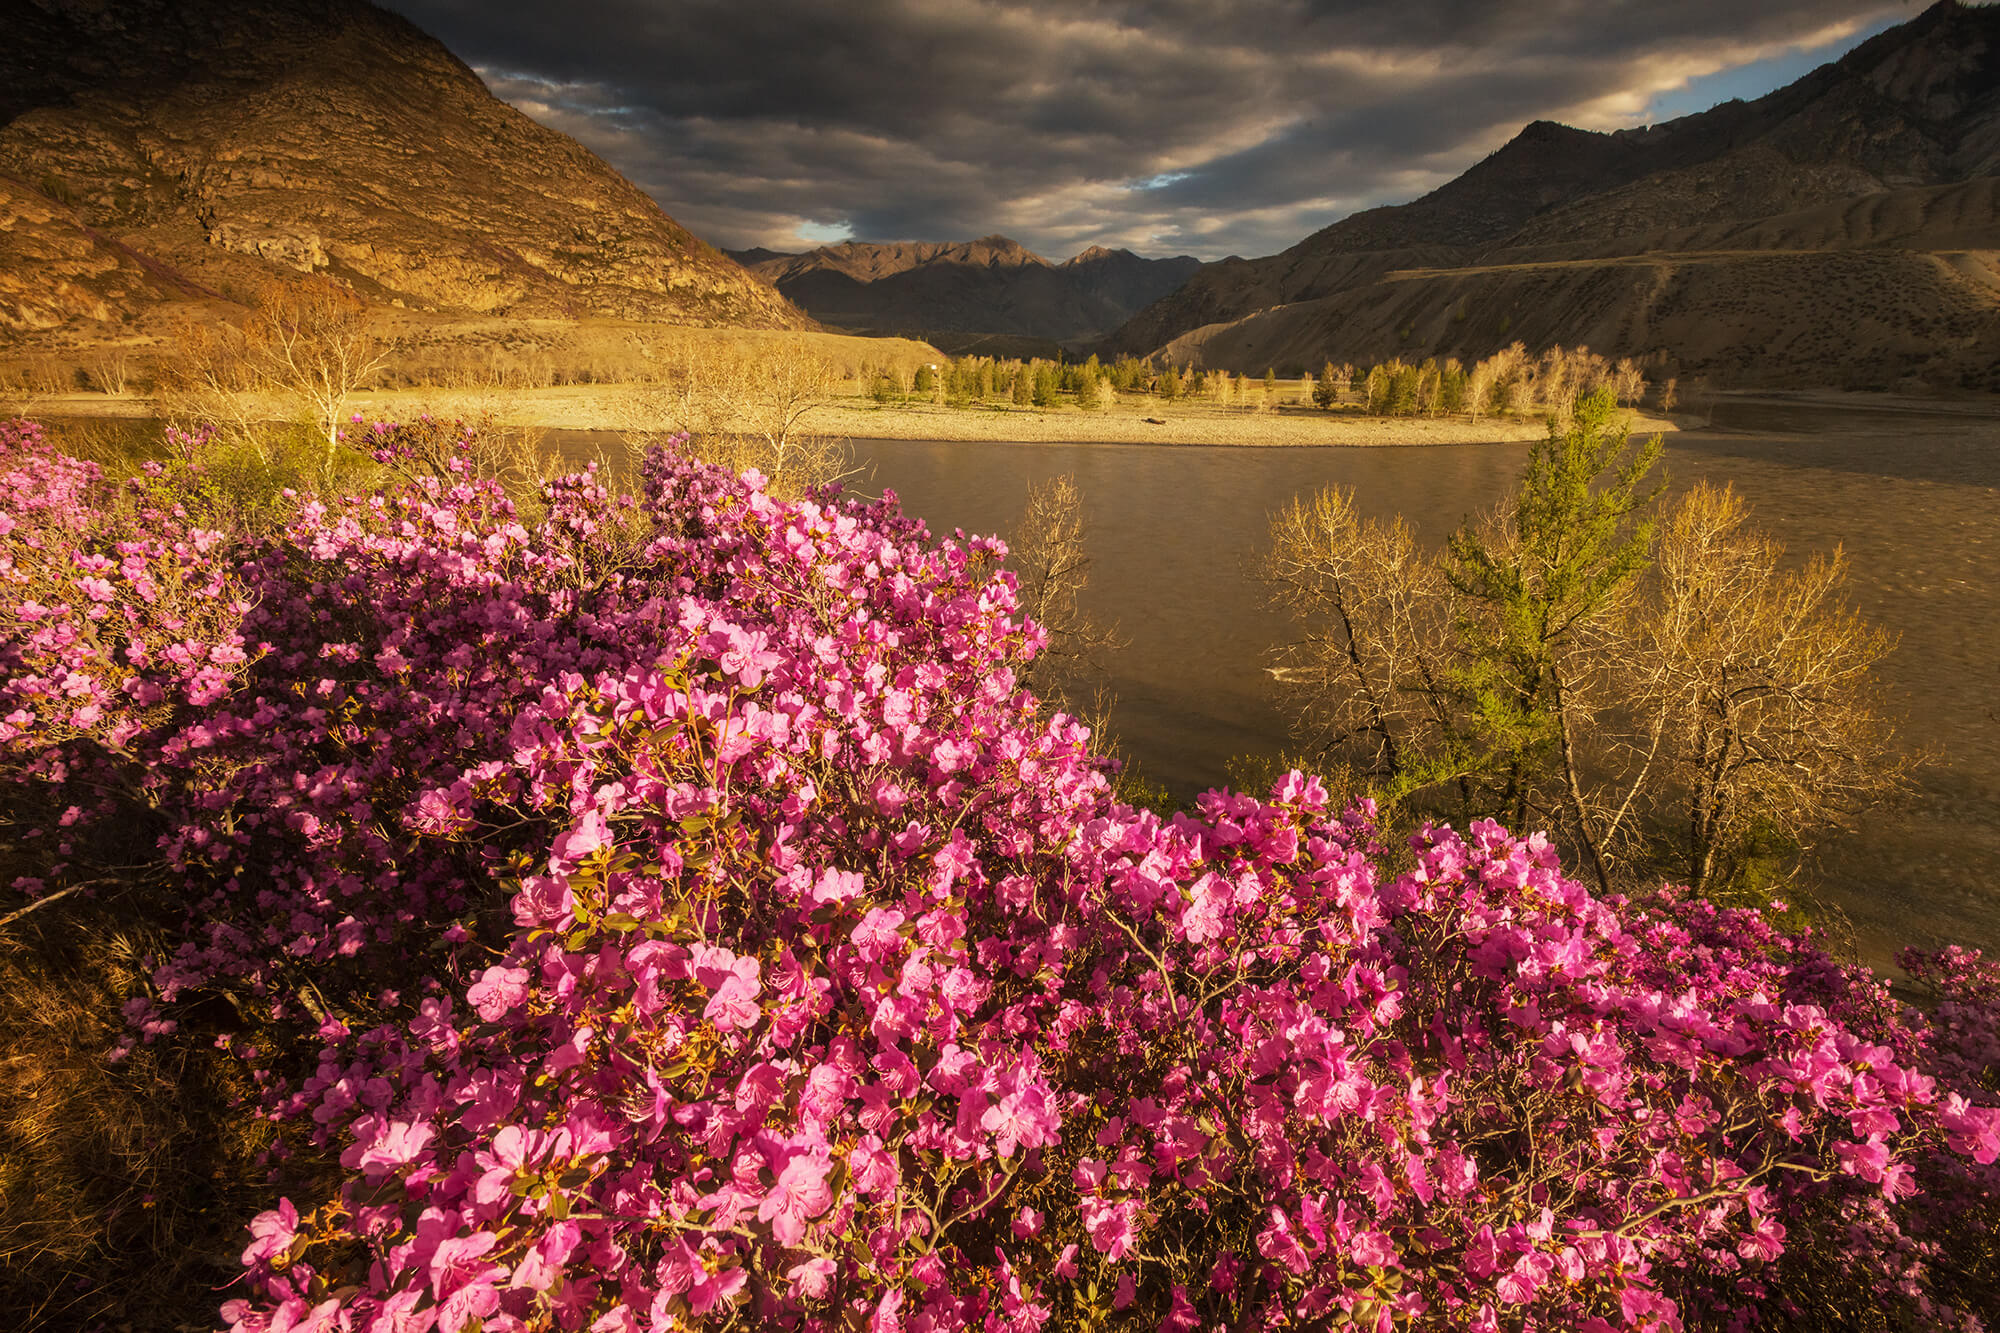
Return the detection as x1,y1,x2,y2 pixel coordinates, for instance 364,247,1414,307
1551,659,1611,893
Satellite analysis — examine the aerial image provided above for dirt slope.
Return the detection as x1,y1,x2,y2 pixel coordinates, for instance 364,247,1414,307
0,0,808,336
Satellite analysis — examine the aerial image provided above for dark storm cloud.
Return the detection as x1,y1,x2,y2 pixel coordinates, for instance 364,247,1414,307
379,0,1901,259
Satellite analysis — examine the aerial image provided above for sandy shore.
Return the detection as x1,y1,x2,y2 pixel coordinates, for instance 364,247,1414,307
21,384,1683,448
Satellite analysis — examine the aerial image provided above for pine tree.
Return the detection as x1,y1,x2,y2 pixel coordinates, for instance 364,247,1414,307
1444,386,1664,887
1075,368,1101,409
1312,361,1339,409
1032,363,1059,408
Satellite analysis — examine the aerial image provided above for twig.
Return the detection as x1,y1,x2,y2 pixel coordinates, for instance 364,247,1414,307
0,879,108,931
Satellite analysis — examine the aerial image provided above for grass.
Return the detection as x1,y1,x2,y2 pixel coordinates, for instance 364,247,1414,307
0,897,308,1332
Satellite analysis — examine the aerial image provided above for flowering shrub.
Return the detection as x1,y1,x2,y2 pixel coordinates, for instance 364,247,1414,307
3,418,1997,1332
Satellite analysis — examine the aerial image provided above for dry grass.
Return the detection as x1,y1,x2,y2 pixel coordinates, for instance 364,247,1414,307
0,896,319,1332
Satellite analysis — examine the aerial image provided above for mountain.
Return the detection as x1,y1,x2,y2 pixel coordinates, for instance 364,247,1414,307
1107,0,2000,391
0,0,807,335
733,236,1202,349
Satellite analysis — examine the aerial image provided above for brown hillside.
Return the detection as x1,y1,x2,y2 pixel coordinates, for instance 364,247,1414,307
1108,0,2000,390
0,0,808,336
1157,245,2000,392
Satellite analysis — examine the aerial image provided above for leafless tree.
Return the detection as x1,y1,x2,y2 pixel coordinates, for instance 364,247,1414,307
620,336,851,498
1262,485,1465,803
1637,483,1908,892
247,278,394,470
1613,357,1648,408
84,347,132,396
1009,474,1123,705
157,278,394,480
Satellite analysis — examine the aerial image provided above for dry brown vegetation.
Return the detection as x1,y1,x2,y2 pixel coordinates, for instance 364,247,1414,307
0,901,304,1332
613,334,857,497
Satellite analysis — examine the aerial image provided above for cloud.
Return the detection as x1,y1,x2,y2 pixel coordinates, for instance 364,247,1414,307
380,0,1905,260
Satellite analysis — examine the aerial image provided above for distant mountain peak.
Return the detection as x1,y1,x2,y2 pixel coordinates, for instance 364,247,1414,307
961,235,1049,266
1065,244,1127,265
739,235,1204,344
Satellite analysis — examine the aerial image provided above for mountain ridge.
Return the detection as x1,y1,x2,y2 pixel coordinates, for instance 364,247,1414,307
732,236,1201,347
1105,0,2000,389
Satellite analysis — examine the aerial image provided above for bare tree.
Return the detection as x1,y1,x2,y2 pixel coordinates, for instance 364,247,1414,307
736,343,848,493
84,347,132,396
1639,483,1907,893
156,316,264,449
156,278,393,479
1613,357,1648,409
1464,358,1495,420
620,336,850,498
1010,474,1122,704
246,278,394,470
1262,485,1464,804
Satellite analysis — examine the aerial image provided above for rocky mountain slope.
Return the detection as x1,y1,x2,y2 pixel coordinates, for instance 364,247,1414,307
0,0,807,337
1108,0,2000,391
734,236,1201,348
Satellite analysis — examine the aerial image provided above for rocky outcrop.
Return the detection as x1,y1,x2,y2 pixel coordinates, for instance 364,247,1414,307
0,0,809,335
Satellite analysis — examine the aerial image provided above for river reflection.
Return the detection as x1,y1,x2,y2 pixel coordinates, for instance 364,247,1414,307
825,400,2000,969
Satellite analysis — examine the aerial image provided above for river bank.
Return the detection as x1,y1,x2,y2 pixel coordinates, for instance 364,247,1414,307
15,383,1680,447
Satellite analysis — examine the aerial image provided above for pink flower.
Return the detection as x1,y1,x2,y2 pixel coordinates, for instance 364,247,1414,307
1054,1244,1079,1279
851,907,906,961
758,1148,834,1246
1495,1251,1552,1304
788,1256,837,1299
340,1118,436,1181
241,1198,298,1266
1349,1229,1397,1268
1256,1207,1310,1274
466,965,530,1021
551,810,610,865
981,1080,1060,1158
704,956,763,1032
1080,1196,1140,1261
1833,1136,1890,1183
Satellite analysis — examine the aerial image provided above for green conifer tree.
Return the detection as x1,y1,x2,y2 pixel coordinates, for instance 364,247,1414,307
1444,386,1664,887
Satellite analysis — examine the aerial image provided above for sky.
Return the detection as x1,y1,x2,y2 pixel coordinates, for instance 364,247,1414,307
378,0,1919,262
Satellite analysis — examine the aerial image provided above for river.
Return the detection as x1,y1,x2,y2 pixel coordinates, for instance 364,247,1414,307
833,399,2000,969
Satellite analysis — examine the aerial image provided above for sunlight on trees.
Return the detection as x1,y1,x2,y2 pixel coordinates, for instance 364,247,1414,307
156,278,394,482
1445,387,1664,887
619,335,850,497
1642,482,1908,892
1263,391,1902,901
